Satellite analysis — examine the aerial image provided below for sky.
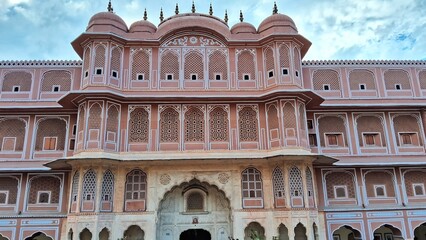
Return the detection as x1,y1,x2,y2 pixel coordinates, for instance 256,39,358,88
0,0,425,61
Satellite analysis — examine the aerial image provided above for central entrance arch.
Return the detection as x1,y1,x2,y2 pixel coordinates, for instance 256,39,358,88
157,179,231,240
180,229,211,240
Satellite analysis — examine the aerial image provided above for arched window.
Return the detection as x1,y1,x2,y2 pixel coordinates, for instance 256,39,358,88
35,118,67,151
238,106,258,142
94,44,106,75
100,170,114,212
209,106,229,142
128,107,150,143
28,175,61,205
289,166,304,207
0,118,26,152
208,50,228,81
0,176,19,205
184,107,204,142
131,49,151,81
81,169,96,212
105,104,119,150
186,191,204,212
41,70,71,92
272,167,285,207
237,49,256,81
160,107,179,143
70,171,79,212
184,51,204,81
125,169,147,211
242,167,263,208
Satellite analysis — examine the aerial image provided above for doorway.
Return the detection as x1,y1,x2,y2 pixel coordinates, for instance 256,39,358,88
180,229,211,240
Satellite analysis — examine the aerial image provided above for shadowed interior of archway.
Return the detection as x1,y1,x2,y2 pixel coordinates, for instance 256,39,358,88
24,232,53,240
180,229,211,240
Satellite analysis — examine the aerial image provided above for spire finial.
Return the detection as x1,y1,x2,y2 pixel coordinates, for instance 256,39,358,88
273,1,278,14
143,8,148,20
159,8,164,21
224,10,228,24
209,3,213,15
191,1,196,13
239,10,244,22
175,3,179,15
107,0,113,12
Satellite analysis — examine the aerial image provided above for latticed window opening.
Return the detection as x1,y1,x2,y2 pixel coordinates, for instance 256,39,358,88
0,119,26,151
106,105,119,143
0,177,18,204
404,171,426,197
71,171,79,202
208,50,228,80
125,170,147,200
349,70,376,90
186,192,204,211
264,47,275,78
160,51,179,80
312,70,341,90
272,167,285,198
419,70,426,89
83,47,91,78
306,168,314,197
239,107,258,142
110,47,121,78
2,71,32,91
279,44,290,70
384,69,411,90
41,70,71,92
267,105,279,130
242,168,263,198
160,108,179,142
82,170,97,201
293,48,301,78
131,50,150,81
94,45,106,73
184,51,204,80
365,171,395,197
129,108,149,143
289,166,303,197
318,116,347,147
237,50,256,80
282,102,296,137
88,104,102,141
185,108,204,142
356,115,385,147
35,118,66,151
101,170,114,203
77,105,86,149
209,107,229,142
28,176,61,204
325,171,356,199
393,115,422,146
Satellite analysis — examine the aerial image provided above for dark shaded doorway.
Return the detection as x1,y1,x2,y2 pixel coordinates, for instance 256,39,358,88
180,229,211,240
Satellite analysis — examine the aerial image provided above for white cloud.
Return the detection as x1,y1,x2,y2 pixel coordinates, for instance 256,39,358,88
0,0,425,60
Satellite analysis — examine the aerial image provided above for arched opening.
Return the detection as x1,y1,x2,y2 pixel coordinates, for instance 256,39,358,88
24,232,53,240
244,222,265,240
124,225,144,240
313,223,319,240
333,225,362,240
67,229,73,240
179,229,211,240
373,225,403,240
0,233,8,240
80,228,92,240
157,179,231,239
294,223,307,240
99,227,110,240
278,223,289,240
414,223,426,240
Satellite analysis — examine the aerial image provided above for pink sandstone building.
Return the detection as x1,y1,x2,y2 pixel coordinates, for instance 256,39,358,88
1,2,426,240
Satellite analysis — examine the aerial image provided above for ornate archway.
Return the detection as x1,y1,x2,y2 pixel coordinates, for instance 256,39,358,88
414,223,426,240
24,232,53,240
157,179,231,240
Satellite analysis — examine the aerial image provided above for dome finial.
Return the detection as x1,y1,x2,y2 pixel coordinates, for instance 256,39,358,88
209,3,213,15
107,0,113,12
143,8,148,20
239,10,244,22
224,10,228,24
159,8,164,21
175,3,179,15
273,1,278,14
191,1,196,13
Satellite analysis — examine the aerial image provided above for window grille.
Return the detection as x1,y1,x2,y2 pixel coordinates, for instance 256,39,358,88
289,166,303,197
208,50,228,80
101,170,114,205
237,50,256,81
160,108,179,142
71,171,79,202
0,119,26,151
82,170,97,202
187,192,204,211
131,50,150,81
272,167,285,198
306,168,314,197
129,107,149,143
242,168,263,198
29,176,60,204
125,170,147,200
209,107,229,142
184,107,204,142
239,107,258,142
0,177,18,204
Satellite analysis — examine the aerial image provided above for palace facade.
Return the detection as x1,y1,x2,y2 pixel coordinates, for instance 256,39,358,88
1,2,426,240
